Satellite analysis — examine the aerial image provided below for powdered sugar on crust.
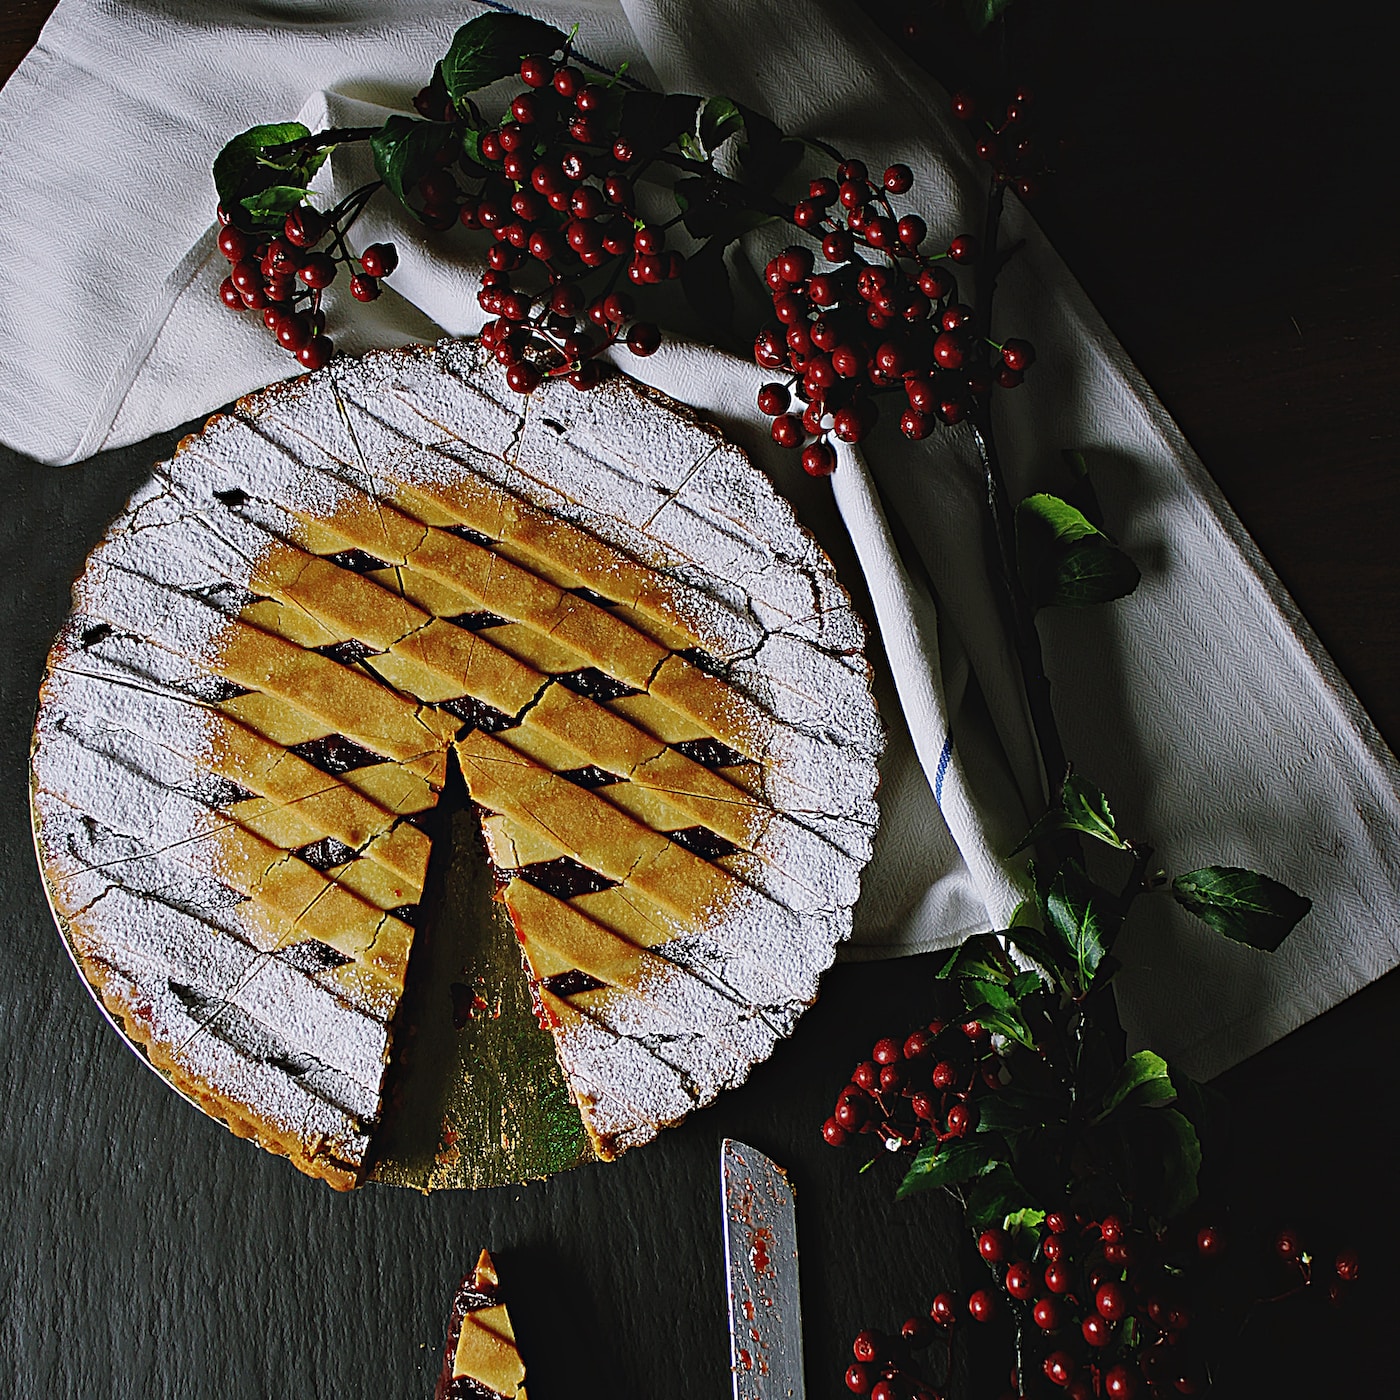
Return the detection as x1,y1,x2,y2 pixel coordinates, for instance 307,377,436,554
31,339,884,1177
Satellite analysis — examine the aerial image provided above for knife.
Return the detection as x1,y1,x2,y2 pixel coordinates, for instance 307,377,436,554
720,1138,806,1399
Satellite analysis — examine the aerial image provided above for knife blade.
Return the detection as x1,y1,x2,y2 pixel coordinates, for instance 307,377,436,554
720,1138,806,1399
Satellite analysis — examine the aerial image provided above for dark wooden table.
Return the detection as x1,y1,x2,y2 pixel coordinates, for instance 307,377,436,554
3,5,1395,1397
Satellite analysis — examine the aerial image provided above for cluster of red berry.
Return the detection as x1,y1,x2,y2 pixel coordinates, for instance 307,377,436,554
845,1215,1363,1400
822,1018,1003,1152
753,154,1034,476
952,86,1047,203
216,203,398,370
421,57,671,393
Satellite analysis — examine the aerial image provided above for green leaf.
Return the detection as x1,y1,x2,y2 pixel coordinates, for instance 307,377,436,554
969,1001,1037,1050
1016,492,1140,610
937,931,1014,985
1157,1108,1203,1216
976,1088,1063,1137
1094,1051,1177,1122
210,121,322,228
618,90,702,157
697,94,744,154
963,0,1016,31
439,13,568,105
1014,772,1129,854
896,1138,996,1200
1003,1207,1046,1235
238,185,311,219
673,177,776,244
732,103,803,189
371,116,452,210
1010,969,1046,999
1172,867,1311,951
1044,863,1112,990
1003,922,1071,989
964,1163,1029,1230
678,236,735,337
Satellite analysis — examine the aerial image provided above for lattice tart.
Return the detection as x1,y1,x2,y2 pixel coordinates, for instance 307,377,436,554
435,1250,528,1400
30,339,882,1189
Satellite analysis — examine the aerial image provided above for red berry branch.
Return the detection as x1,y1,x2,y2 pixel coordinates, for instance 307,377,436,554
210,15,1323,1400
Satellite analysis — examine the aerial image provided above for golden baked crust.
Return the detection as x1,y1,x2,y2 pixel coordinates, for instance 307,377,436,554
30,339,882,1184
434,1250,528,1400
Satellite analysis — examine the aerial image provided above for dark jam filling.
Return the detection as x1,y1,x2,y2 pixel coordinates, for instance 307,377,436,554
446,1377,506,1400
672,736,746,769
667,826,740,862
280,940,354,974
196,675,253,704
443,523,497,548
198,580,260,614
517,856,618,899
295,835,359,871
540,968,605,998
79,622,114,649
554,667,640,703
203,775,255,809
316,637,382,666
289,732,388,775
570,586,616,607
324,547,393,575
678,645,726,677
387,903,420,926
558,764,621,789
446,610,510,632
441,695,522,734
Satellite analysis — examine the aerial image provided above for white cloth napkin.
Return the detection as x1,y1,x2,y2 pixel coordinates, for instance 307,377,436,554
4,0,1399,1082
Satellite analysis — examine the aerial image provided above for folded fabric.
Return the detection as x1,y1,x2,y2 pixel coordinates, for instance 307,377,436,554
3,0,1398,1082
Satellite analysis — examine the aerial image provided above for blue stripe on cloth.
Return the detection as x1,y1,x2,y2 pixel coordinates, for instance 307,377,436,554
933,728,953,807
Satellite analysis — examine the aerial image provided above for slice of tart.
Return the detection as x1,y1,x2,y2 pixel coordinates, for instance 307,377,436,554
434,1250,528,1400
29,339,883,1187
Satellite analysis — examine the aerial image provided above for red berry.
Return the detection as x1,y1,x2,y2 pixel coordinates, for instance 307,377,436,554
778,246,814,283
852,1329,881,1364
1044,1262,1073,1294
883,163,913,194
872,1037,902,1066
948,235,979,264
626,322,661,357
283,206,324,248
1043,1352,1075,1388
296,335,333,370
275,314,311,352
951,91,975,120
822,230,855,263
218,276,244,311
903,1030,934,1061
801,441,837,478
1045,1213,1069,1235
1004,1262,1034,1300
900,1316,931,1347
296,253,336,289
1095,1282,1129,1321
771,414,804,449
1000,338,1036,372
846,1363,872,1395
831,404,870,443
930,1293,958,1327
1335,1249,1361,1281
834,1097,867,1130
1032,1297,1061,1331
217,225,253,262
552,66,582,98
349,273,380,302
1100,1216,1125,1244
1195,1226,1225,1259
1104,1365,1137,1400
822,1117,849,1146
1081,1313,1112,1348
896,215,927,248
967,1289,996,1323
932,332,966,369
757,383,791,416
506,361,542,394
1274,1228,1302,1262
1042,1235,1064,1263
